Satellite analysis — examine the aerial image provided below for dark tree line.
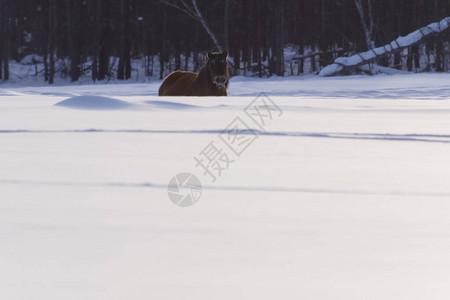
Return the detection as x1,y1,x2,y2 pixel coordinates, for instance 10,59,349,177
1,0,450,83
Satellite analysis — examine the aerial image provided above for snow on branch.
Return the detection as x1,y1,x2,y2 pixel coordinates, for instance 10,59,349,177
318,17,450,77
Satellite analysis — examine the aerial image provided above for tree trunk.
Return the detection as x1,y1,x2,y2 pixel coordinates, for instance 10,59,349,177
407,47,413,71
48,0,56,84
184,50,189,70
42,2,49,82
319,0,332,67
435,39,443,72
175,47,181,70
191,0,221,51
2,0,9,80
310,44,317,73
224,0,230,50
274,0,284,76
159,7,167,79
91,0,101,81
3,47,8,80
160,0,222,50
234,49,240,75
354,0,375,50
96,0,109,80
65,0,80,82
118,0,131,80
298,43,304,74
413,45,420,70
433,0,443,72
394,52,402,70
43,53,49,82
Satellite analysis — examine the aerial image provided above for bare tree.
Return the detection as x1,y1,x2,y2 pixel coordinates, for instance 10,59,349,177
354,0,375,50
159,0,222,50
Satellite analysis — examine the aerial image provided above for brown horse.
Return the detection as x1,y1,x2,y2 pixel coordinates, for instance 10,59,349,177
159,50,230,96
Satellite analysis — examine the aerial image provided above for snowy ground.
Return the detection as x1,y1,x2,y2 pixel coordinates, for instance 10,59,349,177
2,74,450,299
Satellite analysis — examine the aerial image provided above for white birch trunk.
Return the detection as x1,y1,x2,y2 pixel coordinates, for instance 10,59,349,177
159,0,222,51
355,0,375,50
191,0,222,51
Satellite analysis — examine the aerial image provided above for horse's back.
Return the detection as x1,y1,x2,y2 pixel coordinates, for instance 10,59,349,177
159,71,198,96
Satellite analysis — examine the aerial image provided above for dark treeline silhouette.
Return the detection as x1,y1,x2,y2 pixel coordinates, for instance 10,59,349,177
1,0,450,83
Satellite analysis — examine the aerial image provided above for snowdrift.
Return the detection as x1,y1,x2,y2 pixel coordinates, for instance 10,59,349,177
55,95,134,110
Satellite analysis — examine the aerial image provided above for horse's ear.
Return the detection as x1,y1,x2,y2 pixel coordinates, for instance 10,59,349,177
206,51,213,59
222,50,229,59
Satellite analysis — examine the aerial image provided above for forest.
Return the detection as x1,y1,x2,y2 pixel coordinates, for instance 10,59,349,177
1,0,450,83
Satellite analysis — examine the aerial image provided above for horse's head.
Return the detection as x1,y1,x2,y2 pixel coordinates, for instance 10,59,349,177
206,50,229,89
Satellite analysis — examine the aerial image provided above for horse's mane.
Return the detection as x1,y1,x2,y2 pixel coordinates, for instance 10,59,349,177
196,64,213,89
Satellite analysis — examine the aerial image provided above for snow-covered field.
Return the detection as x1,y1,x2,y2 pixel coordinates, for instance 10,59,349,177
2,74,450,299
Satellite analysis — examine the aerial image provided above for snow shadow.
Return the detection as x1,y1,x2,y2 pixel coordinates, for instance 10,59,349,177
0,90,22,96
1,129,450,144
1,178,450,197
232,87,450,99
144,100,201,110
143,100,236,110
55,95,134,110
